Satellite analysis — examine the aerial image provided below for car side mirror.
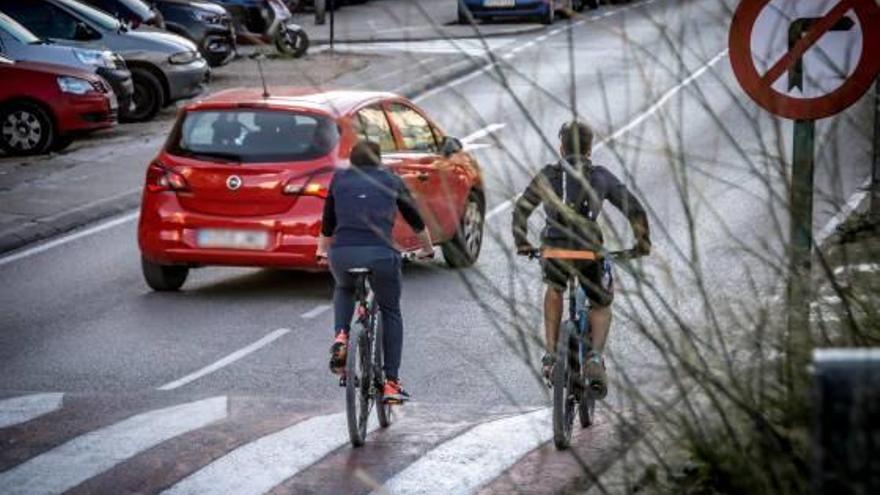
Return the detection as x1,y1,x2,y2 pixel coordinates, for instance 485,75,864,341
441,136,463,157
74,22,98,41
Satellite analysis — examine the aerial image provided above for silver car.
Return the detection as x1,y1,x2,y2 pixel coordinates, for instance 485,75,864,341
2,0,210,122
0,12,135,119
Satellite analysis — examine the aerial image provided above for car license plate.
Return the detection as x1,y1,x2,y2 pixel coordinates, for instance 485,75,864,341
484,0,515,7
197,229,269,250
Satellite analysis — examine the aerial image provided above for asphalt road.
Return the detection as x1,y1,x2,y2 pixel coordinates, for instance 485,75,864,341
0,0,874,493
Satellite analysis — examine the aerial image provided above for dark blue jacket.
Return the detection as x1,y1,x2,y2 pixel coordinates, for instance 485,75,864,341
321,166,425,249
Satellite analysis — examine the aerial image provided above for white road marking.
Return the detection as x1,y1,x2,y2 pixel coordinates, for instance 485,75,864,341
162,412,374,495
487,199,515,220
815,177,872,244
301,304,332,319
374,408,551,495
0,396,227,495
834,262,880,275
0,210,139,268
157,328,291,391
0,393,64,428
461,123,507,143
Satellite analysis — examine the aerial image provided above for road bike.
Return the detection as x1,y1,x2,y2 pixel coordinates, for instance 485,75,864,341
524,247,631,450
339,267,392,447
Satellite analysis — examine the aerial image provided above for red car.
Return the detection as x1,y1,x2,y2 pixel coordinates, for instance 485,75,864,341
138,88,485,290
0,55,117,156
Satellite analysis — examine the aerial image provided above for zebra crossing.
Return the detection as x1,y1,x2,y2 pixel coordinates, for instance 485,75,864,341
0,391,637,494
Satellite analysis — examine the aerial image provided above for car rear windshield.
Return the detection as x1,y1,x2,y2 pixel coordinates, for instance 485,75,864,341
168,109,340,163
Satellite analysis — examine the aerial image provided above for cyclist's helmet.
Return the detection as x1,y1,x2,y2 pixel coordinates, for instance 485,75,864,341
558,120,594,158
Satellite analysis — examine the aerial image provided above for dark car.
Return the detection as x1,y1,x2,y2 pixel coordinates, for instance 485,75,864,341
78,0,165,29
152,0,236,67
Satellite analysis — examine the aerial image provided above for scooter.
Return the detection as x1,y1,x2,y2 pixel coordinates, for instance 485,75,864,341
216,0,309,57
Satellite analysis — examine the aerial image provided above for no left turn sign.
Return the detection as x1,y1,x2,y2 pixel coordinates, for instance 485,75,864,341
729,0,880,120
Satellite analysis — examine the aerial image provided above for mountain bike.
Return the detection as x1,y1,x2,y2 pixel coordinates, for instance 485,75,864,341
524,247,631,450
340,267,392,447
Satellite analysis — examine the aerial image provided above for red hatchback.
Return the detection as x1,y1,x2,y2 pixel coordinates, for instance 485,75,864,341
138,88,485,290
0,55,116,156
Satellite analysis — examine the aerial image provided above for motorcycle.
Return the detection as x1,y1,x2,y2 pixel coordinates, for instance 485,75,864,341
214,0,309,57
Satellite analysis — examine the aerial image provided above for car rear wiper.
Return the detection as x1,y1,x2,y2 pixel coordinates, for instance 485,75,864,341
176,149,241,164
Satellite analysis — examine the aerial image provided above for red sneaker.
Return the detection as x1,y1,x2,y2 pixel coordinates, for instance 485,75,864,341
328,332,348,375
382,379,409,404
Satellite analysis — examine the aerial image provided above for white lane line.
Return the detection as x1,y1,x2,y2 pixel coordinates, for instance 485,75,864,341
0,393,64,428
301,304,331,319
0,210,139,268
374,408,551,495
462,123,507,144
162,412,374,495
157,328,291,391
815,177,872,244
600,48,729,146
485,49,728,222
487,199,515,220
0,396,227,495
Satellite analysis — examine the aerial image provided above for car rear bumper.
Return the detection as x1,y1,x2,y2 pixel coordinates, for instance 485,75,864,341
139,193,325,269
464,0,550,17
164,59,210,103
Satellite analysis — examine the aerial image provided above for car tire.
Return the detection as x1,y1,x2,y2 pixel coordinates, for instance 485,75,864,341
0,101,55,156
586,0,599,10
442,191,484,268
142,257,189,291
275,27,309,58
541,1,556,24
127,68,163,123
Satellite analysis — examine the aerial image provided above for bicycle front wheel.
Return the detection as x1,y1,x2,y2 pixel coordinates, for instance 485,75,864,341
346,326,373,447
552,321,577,449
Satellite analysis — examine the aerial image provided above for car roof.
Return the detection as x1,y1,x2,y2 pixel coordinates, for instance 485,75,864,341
186,88,403,117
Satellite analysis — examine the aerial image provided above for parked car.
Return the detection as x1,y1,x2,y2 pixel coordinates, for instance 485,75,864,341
459,0,588,25
0,12,135,121
138,88,484,290
77,0,165,29
151,0,236,67
213,0,308,57
3,0,210,122
0,54,116,155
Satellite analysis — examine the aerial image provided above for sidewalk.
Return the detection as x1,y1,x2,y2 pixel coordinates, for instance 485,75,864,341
0,48,485,255
295,0,545,44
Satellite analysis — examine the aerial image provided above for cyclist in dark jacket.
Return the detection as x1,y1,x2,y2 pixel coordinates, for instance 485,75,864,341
512,121,651,397
317,140,432,403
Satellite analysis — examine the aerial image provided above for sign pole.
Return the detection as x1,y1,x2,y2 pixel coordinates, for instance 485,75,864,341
329,0,335,53
787,118,815,392
871,78,880,214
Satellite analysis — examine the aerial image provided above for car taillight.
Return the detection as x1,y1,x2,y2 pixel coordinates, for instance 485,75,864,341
282,180,328,198
146,161,189,193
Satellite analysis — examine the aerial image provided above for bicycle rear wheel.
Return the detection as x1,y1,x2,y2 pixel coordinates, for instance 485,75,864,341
552,321,577,449
374,313,393,428
346,326,373,447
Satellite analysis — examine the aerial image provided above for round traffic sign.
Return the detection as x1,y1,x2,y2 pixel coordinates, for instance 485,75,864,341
729,0,880,120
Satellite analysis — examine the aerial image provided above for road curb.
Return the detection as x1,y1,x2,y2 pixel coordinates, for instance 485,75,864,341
0,53,492,257
310,24,545,46
0,189,141,256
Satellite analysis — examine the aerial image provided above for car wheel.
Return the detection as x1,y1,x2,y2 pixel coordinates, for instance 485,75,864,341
127,68,163,123
142,257,189,291
275,27,309,58
442,192,484,268
0,102,54,156
541,1,556,24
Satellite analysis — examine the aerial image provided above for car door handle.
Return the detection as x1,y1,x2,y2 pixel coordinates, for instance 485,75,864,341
416,173,430,182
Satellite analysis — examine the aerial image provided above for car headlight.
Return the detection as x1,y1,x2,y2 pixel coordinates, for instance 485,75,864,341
74,49,115,69
193,10,224,24
168,51,199,65
57,76,95,95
